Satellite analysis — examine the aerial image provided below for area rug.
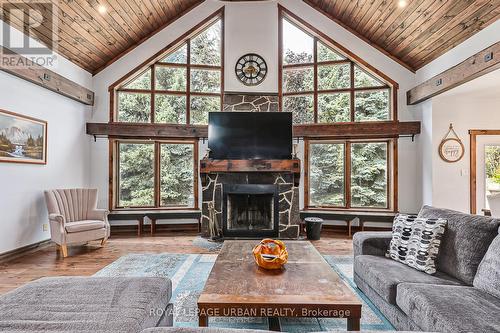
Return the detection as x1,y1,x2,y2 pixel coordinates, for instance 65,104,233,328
94,253,394,332
192,236,224,252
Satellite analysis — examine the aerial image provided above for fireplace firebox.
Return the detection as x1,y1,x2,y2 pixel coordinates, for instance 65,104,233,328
222,184,279,238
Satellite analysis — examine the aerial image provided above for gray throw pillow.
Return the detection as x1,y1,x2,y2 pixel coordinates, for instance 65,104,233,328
386,214,447,274
473,234,500,298
418,205,500,284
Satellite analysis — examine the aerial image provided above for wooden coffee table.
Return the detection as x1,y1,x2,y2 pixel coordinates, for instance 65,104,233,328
198,240,362,331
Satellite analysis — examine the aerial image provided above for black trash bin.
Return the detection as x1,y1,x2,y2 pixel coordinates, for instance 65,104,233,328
305,217,323,240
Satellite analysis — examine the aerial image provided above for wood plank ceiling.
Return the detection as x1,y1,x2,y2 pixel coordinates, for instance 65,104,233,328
304,0,500,71
1,0,499,74
0,0,203,74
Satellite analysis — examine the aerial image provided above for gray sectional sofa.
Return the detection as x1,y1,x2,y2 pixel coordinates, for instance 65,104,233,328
0,276,173,332
353,205,500,332
142,329,428,333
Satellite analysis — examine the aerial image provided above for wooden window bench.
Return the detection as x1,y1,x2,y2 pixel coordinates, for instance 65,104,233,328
108,210,202,236
300,210,396,237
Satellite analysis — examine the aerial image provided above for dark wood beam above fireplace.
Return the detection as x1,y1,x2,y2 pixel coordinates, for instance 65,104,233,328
87,122,208,138
87,121,420,139
200,159,301,174
293,121,420,139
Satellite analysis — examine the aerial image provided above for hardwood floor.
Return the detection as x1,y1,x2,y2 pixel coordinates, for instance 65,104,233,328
0,230,353,295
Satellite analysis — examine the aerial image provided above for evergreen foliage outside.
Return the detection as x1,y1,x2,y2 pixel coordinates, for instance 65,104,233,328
281,22,392,208
115,17,391,209
115,19,221,208
118,143,155,207
351,142,388,208
309,141,388,208
310,143,345,206
160,144,194,207
116,19,222,125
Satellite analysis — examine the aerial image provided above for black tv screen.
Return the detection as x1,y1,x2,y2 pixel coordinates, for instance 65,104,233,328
208,112,292,160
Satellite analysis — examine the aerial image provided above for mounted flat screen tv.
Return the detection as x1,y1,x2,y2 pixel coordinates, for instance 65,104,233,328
208,112,292,160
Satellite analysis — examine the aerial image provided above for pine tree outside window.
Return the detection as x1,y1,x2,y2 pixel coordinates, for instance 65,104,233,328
108,11,223,210
115,140,197,209
280,18,393,125
307,140,392,210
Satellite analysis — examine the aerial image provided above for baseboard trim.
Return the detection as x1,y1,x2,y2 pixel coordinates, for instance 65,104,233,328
0,239,52,263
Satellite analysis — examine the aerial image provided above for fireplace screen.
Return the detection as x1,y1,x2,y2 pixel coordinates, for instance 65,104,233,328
222,184,279,238
227,193,274,231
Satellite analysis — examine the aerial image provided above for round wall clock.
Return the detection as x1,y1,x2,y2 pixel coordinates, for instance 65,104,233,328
235,53,267,86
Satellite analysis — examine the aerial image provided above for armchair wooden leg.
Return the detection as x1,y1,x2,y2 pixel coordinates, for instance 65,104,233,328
60,245,68,258
101,238,107,246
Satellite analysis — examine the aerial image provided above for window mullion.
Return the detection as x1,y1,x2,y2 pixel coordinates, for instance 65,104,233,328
193,141,199,209
186,41,191,124
114,140,119,209
155,142,161,208
151,64,155,123
345,141,351,209
350,62,355,122
313,37,318,123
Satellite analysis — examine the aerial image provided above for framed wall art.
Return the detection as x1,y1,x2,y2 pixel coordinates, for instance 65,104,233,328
0,109,47,165
439,124,464,163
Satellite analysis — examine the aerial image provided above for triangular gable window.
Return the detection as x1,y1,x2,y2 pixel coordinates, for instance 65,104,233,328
280,14,394,124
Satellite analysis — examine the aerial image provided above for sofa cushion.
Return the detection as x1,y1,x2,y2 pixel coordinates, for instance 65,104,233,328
354,255,462,304
0,276,172,332
65,220,105,233
386,214,447,274
473,233,500,298
396,283,500,332
418,205,500,284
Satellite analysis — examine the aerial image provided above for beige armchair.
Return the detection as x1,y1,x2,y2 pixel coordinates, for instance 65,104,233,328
44,189,110,257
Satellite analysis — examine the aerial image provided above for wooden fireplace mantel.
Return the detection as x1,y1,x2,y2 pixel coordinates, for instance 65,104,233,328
200,159,300,173
199,159,301,186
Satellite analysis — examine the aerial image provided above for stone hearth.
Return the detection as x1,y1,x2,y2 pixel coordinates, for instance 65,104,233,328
201,172,300,239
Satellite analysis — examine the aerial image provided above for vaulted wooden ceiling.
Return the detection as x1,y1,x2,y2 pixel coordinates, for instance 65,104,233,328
304,0,500,71
0,0,203,74
1,0,499,74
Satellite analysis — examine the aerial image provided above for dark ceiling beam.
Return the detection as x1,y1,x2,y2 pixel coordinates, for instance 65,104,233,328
407,42,500,105
86,121,421,139
0,47,94,106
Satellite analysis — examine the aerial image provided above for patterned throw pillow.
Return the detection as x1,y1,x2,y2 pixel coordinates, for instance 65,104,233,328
386,214,447,275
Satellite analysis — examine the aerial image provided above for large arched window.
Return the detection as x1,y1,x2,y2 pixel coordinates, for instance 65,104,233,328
112,13,223,125
279,7,398,211
108,9,223,210
279,14,394,124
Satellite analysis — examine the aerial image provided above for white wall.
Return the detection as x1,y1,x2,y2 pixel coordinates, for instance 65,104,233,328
91,0,422,215
414,20,500,212
423,69,500,213
224,2,278,93
0,21,93,254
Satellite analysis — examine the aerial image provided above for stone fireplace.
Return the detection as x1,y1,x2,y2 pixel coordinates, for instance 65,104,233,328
200,94,299,240
200,161,301,239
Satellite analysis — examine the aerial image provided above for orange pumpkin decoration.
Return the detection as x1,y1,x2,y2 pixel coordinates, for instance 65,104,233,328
252,239,288,270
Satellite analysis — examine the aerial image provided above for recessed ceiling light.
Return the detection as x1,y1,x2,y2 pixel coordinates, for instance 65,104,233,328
398,0,408,8
97,4,107,14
